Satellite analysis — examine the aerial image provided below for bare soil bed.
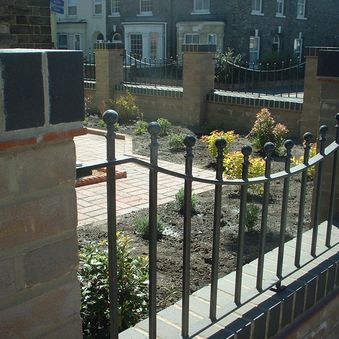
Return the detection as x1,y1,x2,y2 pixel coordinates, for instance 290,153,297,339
80,117,313,311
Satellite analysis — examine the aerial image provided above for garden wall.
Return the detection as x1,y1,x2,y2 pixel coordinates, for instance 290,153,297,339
0,50,84,337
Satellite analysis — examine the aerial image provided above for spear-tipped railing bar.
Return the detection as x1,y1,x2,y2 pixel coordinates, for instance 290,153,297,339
256,142,274,291
210,137,227,320
295,132,313,267
148,122,161,339
311,125,328,257
103,110,119,339
326,114,339,247
235,145,252,305
182,135,196,338
276,139,294,284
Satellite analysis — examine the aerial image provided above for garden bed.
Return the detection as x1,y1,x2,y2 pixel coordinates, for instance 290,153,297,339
80,114,314,315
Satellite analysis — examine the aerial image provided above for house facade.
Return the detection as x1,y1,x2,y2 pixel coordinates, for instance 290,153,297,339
55,0,339,63
55,0,106,53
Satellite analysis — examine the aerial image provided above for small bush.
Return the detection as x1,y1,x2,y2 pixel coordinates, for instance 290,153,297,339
114,92,141,123
245,204,260,232
292,143,317,179
134,214,164,239
79,234,148,337
223,151,265,194
157,118,172,137
168,133,185,151
175,188,198,214
201,130,238,157
135,120,148,135
247,108,288,155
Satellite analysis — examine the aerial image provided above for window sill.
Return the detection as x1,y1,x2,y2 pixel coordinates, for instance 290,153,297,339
93,14,103,17
137,12,153,17
190,10,211,15
109,13,121,17
275,13,286,18
296,16,307,20
251,11,264,16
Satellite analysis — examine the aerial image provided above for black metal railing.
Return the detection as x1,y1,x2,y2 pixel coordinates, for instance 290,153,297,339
83,51,96,83
76,112,339,339
123,53,183,87
215,59,305,99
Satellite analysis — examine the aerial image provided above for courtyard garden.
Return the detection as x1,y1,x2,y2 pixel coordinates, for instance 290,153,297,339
79,94,316,337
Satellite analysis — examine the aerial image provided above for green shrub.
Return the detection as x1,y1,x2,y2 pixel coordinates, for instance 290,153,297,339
135,120,148,135
175,188,198,214
168,133,185,151
113,92,141,123
134,214,164,239
157,118,172,137
215,48,243,83
245,204,260,232
247,108,288,155
223,151,265,195
201,130,238,157
79,234,148,337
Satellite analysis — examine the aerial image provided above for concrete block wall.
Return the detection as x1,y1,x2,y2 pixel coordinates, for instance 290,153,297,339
0,0,52,49
0,50,84,337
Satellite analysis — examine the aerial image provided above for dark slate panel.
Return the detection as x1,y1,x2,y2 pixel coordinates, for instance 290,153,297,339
305,277,317,310
293,286,305,319
317,50,339,77
326,264,336,294
47,51,84,124
1,52,45,131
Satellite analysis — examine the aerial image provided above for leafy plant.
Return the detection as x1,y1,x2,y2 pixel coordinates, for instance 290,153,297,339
168,133,185,151
134,214,164,239
223,151,265,194
201,130,238,157
79,234,148,337
292,143,317,179
135,120,148,135
247,108,289,155
215,48,243,83
175,187,198,214
245,204,260,232
157,118,172,137
113,92,141,123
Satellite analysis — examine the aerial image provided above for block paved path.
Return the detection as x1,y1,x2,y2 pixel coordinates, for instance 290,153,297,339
75,133,214,226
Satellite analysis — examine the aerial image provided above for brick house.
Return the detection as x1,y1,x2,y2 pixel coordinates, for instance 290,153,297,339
55,1,339,63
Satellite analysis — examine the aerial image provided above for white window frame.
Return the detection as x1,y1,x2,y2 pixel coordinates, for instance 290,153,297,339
192,0,210,14
272,34,280,55
249,31,260,66
139,0,152,16
276,0,285,17
251,0,263,15
297,0,306,19
294,33,303,63
184,33,200,44
111,0,120,16
207,33,217,45
130,33,143,60
93,0,103,16
74,34,81,50
67,0,77,16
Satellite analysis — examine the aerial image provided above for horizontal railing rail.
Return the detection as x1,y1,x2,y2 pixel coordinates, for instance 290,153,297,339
76,112,339,339
215,58,305,99
123,52,183,87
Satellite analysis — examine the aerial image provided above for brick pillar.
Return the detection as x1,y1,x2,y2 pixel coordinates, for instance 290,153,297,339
95,42,124,109
182,45,216,126
314,50,339,222
0,50,85,337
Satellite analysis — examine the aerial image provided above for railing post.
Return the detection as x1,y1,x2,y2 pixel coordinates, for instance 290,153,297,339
256,142,274,291
148,122,161,339
103,110,119,339
311,125,328,257
276,140,294,284
235,145,252,305
182,135,196,338
295,132,313,267
326,113,339,246
210,137,227,320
